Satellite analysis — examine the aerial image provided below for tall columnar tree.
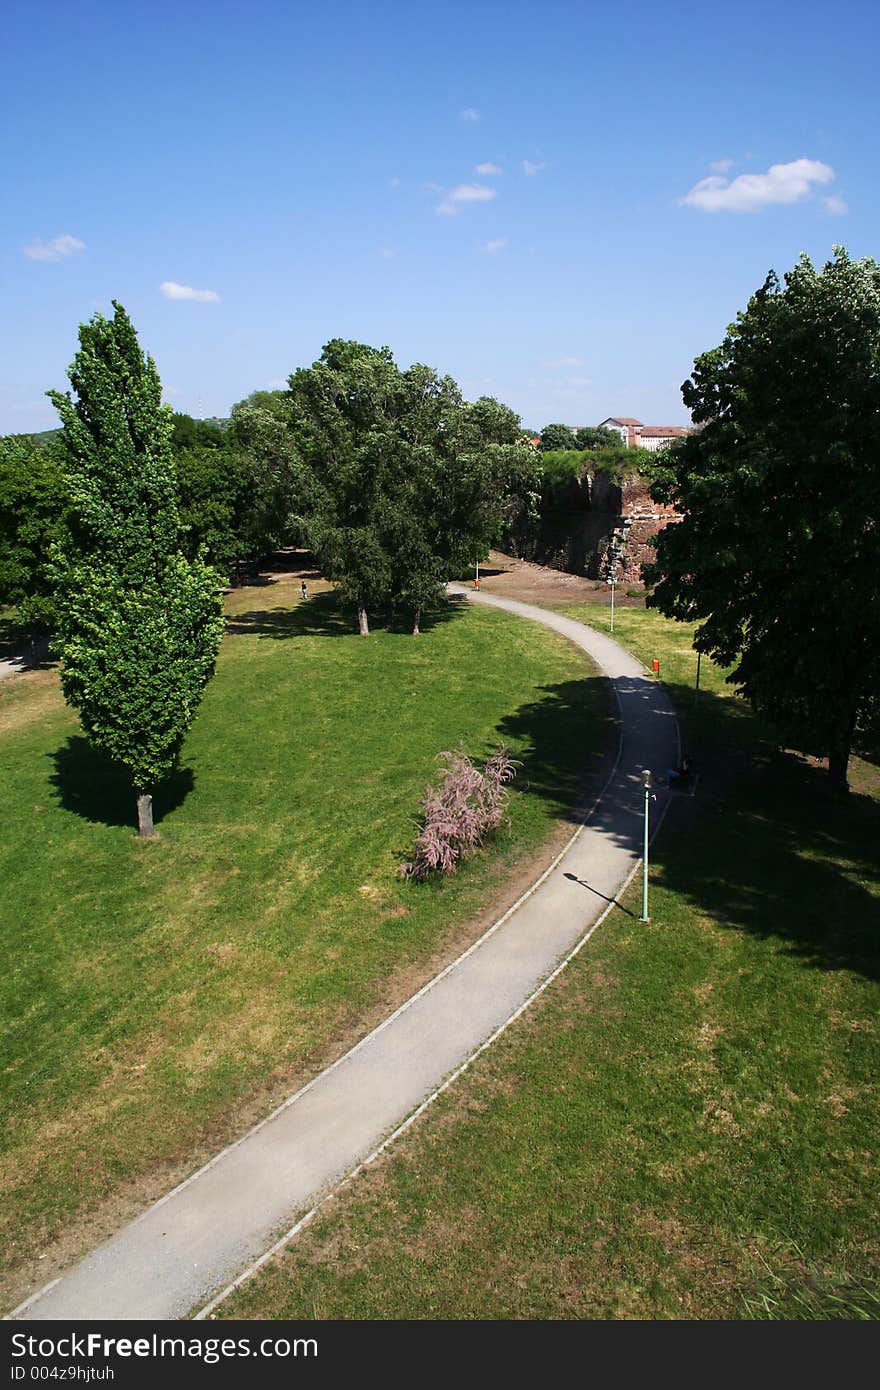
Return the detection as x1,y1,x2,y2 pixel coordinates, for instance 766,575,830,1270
644,248,880,792
48,302,224,836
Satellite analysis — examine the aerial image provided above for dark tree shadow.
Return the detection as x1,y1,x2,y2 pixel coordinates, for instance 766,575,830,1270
651,680,880,983
0,620,57,669
493,673,880,982
226,591,463,640
496,678,618,823
48,736,195,830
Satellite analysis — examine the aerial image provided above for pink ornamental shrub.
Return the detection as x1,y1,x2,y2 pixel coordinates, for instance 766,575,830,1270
401,745,518,880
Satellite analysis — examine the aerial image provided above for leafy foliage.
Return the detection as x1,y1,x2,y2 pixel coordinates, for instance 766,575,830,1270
401,745,517,878
0,434,68,631
47,302,224,829
539,422,577,452
287,340,537,631
645,248,880,789
576,425,622,450
170,412,228,451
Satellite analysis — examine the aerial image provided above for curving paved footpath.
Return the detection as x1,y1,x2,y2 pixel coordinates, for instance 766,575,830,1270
10,589,678,1322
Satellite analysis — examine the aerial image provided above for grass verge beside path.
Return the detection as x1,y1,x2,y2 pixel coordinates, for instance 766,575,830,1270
0,580,611,1310
218,602,879,1321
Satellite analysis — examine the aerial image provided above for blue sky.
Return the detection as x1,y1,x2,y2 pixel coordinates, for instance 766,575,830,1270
2,0,877,434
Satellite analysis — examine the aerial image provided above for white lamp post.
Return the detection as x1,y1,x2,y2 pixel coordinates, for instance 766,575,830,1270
639,768,652,923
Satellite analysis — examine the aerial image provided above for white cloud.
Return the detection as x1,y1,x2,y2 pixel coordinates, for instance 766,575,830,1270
679,158,835,213
23,234,85,262
484,237,507,253
460,107,480,122
380,246,399,258
823,193,848,215
708,158,735,173
160,281,220,303
388,176,401,188
475,162,502,175
522,159,546,176
436,183,497,216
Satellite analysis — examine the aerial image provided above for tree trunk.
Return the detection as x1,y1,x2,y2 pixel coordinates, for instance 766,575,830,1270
828,705,858,794
136,791,157,838
828,742,851,795
386,599,397,631
412,609,421,636
357,603,370,637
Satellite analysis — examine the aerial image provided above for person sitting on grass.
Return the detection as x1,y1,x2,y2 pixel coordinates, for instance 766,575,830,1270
666,755,691,787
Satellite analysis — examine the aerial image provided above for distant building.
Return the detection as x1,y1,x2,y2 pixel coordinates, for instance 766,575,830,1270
597,417,692,451
598,416,645,447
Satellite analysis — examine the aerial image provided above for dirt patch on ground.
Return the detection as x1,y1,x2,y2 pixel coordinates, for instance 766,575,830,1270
470,550,647,609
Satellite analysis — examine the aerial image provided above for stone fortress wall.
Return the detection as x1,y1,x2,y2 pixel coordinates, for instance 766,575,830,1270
508,468,679,586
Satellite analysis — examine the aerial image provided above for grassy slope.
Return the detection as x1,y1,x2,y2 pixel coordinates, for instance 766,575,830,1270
218,603,879,1321
0,582,610,1301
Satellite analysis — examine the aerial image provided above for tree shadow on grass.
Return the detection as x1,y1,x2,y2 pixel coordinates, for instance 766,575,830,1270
48,736,195,831
496,678,618,824
0,619,57,669
226,591,463,640
652,680,880,983
494,672,880,982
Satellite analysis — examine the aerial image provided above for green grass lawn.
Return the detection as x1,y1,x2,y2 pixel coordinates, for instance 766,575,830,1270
217,601,880,1322
0,581,611,1307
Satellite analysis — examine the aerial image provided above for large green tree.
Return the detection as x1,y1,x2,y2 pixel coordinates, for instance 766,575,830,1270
287,341,535,635
645,248,880,792
48,302,224,836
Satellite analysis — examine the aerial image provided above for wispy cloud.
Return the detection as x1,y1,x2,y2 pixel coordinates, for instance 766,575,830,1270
522,159,546,176
388,176,401,188
436,183,497,216
23,234,85,262
708,158,735,173
460,107,480,122
475,162,502,175
160,281,220,303
484,237,507,253
380,246,399,259
823,193,848,215
679,158,835,213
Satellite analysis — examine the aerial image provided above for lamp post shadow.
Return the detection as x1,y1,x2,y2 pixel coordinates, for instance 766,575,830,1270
562,871,636,917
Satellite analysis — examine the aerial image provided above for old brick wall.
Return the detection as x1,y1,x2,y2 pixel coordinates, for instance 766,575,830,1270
616,476,681,584
506,468,679,584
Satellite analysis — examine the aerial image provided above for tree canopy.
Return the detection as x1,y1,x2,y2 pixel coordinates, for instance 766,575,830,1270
645,248,880,791
287,340,536,633
576,425,622,451
48,302,224,836
539,423,578,452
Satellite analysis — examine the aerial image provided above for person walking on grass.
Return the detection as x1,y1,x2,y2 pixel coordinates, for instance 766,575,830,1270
301,580,308,601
